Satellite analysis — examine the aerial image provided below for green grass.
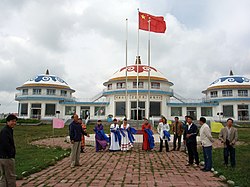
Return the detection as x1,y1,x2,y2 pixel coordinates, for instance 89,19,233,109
212,128,250,187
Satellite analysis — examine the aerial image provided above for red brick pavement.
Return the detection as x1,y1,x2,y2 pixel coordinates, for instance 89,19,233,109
17,138,227,187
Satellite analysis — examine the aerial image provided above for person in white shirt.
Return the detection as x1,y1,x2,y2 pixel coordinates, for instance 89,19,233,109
120,118,133,151
157,116,170,152
199,117,214,171
109,119,121,151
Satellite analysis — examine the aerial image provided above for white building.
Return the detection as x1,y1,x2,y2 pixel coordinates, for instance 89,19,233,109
15,60,250,122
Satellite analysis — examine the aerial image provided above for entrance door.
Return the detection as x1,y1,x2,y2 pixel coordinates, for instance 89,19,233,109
130,109,145,120
31,109,41,119
186,107,197,120
80,107,90,120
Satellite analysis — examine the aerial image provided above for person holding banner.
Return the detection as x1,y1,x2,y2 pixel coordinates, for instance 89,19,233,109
78,118,88,153
69,114,89,168
94,120,109,152
120,118,133,151
142,118,154,151
157,116,170,152
109,118,121,152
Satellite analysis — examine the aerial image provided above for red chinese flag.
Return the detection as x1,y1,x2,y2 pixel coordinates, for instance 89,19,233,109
139,11,166,33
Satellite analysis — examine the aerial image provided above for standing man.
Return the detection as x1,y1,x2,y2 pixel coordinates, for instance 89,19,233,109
199,117,214,172
219,118,238,168
69,114,89,167
172,117,183,151
0,114,18,186
183,116,199,166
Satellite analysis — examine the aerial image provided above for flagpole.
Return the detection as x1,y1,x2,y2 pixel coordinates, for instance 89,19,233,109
125,18,128,119
147,17,151,120
136,8,139,125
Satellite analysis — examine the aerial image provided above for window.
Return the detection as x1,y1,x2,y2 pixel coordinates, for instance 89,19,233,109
115,102,126,116
116,82,125,89
22,89,28,95
131,101,145,109
94,106,105,116
201,107,213,116
45,104,56,116
238,90,248,97
222,90,233,97
210,91,218,98
238,105,249,121
108,84,112,90
31,103,41,108
150,102,161,117
47,89,56,95
20,103,28,116
61,90,67,96
33,89,41,95
151,82,160,89
171,107,182,116
65,106,76,115
223,105,234,117
133,82,144,88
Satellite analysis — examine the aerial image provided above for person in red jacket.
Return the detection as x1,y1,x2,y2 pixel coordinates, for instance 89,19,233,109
78,118,88,153
142,118,152,151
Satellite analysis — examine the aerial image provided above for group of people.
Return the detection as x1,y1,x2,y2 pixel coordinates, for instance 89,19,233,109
183,115,238,172
95,118,137,152
0,113,239,186
69,113,239,172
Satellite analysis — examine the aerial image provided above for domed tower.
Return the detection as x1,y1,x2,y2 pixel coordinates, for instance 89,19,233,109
103,56,173,120
202,70,250,121
15,70,75,119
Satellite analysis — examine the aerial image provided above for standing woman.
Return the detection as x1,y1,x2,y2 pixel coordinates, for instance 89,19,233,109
78,118,88,153
109,118,121,151
142,118,154,151
94,120,109,152
120,118,132,151
157,117,170,152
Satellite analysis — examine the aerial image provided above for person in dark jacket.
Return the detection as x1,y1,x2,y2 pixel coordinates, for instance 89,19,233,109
183,116,199,166
0,114,17,186
69,114,89,167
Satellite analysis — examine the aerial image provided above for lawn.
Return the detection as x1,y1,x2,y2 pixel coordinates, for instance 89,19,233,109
212,127,250,187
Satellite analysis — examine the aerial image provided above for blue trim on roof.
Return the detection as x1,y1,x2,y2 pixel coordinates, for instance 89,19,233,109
103,90,173,96
167,102,219,106
15,96,74,101
209,97,250,102
60,101,109,105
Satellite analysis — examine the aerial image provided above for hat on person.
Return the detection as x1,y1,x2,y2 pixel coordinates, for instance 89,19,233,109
113,118,117,121
97,119,102,122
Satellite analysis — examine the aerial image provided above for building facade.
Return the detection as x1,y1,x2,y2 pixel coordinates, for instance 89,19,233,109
15,61,250,122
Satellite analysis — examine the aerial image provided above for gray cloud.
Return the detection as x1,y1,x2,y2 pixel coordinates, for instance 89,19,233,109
0,0,250,112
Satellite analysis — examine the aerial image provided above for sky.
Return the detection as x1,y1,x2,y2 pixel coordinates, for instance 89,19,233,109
1,0,250,113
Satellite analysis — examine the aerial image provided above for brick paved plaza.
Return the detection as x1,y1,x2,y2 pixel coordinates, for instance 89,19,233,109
17,137,226,187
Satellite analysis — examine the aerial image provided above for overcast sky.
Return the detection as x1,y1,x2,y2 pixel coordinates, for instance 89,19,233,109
1,0,250,113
